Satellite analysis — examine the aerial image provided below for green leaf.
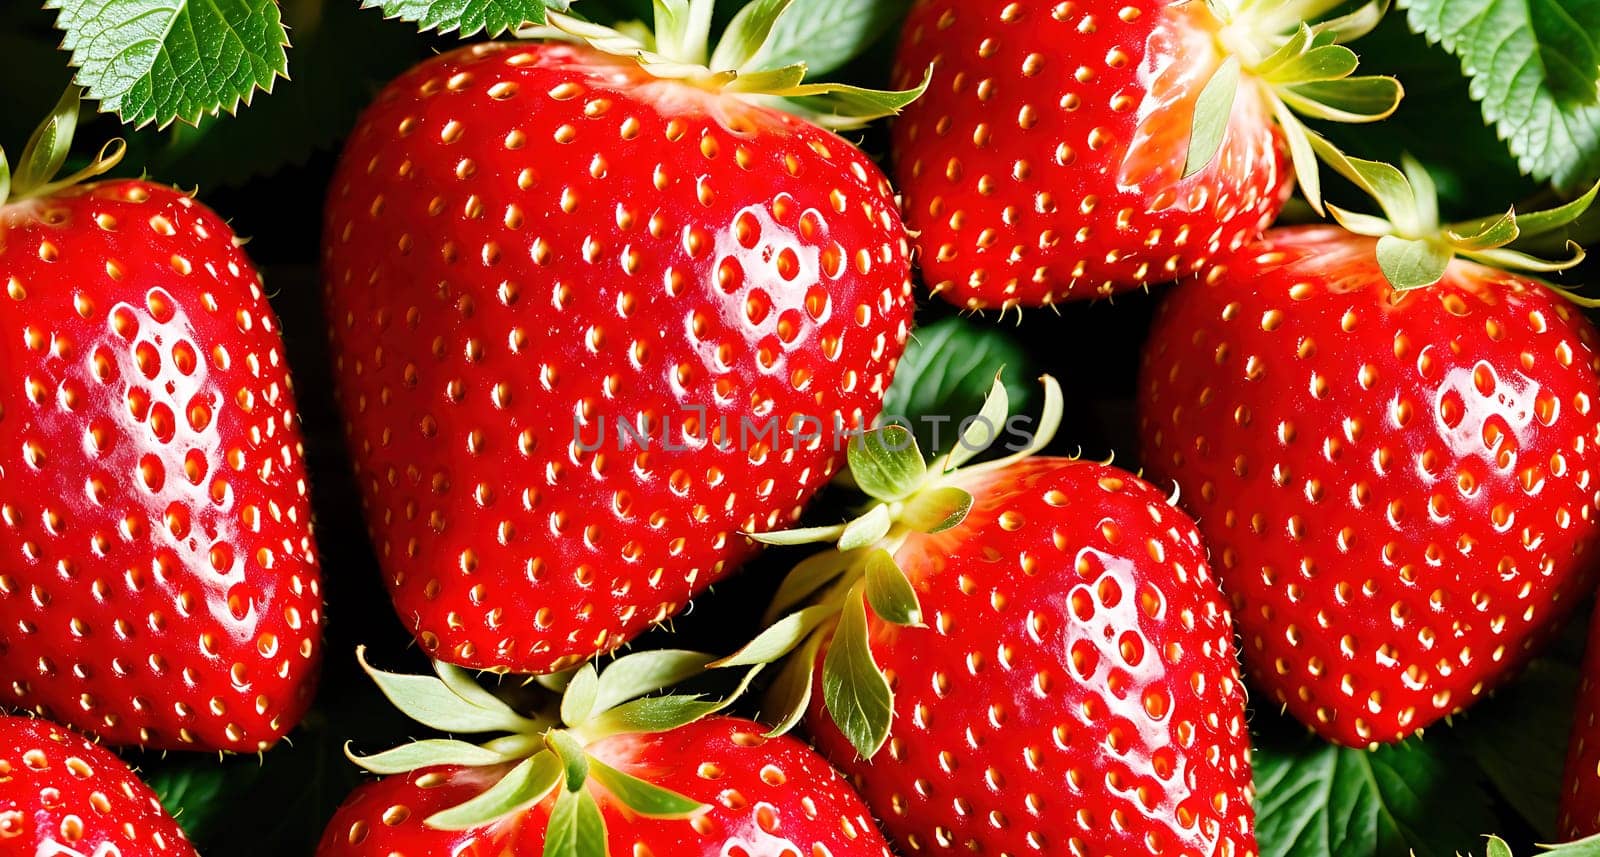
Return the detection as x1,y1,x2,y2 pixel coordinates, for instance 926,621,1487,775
1279,76,1404,123
820,585,892,759
882,316,1033,459
362,0,548,36
1454,659,1581,840
426,752,563,830
592,650,715,713
715,604,836,667
1184,56,1240,178
589,759,707,818
848,426,927,501
709,0,794,71
546,731,590,792
45,0,290,129
585,695,722,737
1401,0,1600,190
348,739,517,775
756,0,909,77
1253,725,1494,857
775,67,931,129
1376,235,1454,290
761,632,822,737
12,86,80,194
862,549,921,627
359,648,539,735
837,504,892,551
560,664,600,728
900,486,974,534
542,786,608,857
945,373,1010,470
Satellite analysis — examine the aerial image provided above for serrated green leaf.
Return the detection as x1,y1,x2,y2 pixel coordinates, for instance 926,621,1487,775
592,650,715,714
900,486,974,534
1185,56,1240,178
837,504,892,551
1376,235,1454,289
821,585,892,759
1253,724,1494,857
709,0,794,71
46,0,290,129
349,739,516,775
848,426,927,501
715,604,836,668
363,0,548,36
561,665,600,728
945,373,1009,470
13,85,80,194
426,752,563,830
542,785,608,857
547,731,590,792
1402,0,1600,190
862,548,921,627
882,316,1033,460
755,0,907,77
359,648,539,735
589,759,706,818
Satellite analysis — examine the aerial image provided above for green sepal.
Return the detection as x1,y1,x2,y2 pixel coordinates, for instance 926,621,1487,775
1309,0,1387,43
1273,102,1322,213
347,738,521,775
547,731,590,792
1492,180,1600,238
863,549,922,627
358,647,540,735
652,0,715,65
543,786,608,857
1251,24,1314,78
1261,43,1357,84
560,664,600,729
589,759,707,818
762,632,823,738
820,584,893,759
12,85,81,197
727,63,809,93
0,148,10,208
1376,235,1453,290
765,549,858,622
425,751,564,831
535,668,577,694
1307,136,1425,235
1446,208,1519,251
944,372,1009,470
709,0,796,71
901,486,974,534
747,522,847,546
837,504,893,551
774,65,931,129
1277,76,1402,123
592,650,715,713
714,604,837,668
1327,203,1401,237
961,375,1064,476
585,695,722,737
1467,244,1586,273
848,426,927,502
1184,56,1240,179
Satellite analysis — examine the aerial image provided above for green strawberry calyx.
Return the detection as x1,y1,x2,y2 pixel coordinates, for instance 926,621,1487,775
349,647,757,850
0,85,125,208
1316,150,1599,297
516,0,929,129
713,373,1063,759
1457,833,1600,857
1184,0,1402,213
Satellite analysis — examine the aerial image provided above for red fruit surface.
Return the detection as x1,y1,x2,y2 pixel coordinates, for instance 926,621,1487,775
808,457,1256,857
323,43,913,674
0,181,323,751
1139,225,1600,747
889,0,1289,309
0,714,197,856
315,715,893,856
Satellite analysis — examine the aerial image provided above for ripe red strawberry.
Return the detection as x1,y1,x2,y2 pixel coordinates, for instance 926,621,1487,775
888,0,1399,309
0,94,322,752
323,5,919,674
722,380,1256,856
0,714,198,856
317,651,893,857
1139,201,1600,744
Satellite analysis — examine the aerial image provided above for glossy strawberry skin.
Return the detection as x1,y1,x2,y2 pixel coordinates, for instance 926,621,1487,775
0,181,323,752
315,715,893,856
324,43,913,674
890,0,1289,309
1139,226,1600,747
808,458,1256,857
0,714,198,856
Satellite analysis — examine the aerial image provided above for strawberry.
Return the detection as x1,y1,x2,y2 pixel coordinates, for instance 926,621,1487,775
0,714,198,856
0,90,323,751
720,377,1256,856
317,650,892,857
322,1,922,675
888,0,1401,309
1138,157,1600,746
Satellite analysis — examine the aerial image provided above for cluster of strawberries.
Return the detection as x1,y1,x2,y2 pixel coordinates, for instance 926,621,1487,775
6,1,1600,856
